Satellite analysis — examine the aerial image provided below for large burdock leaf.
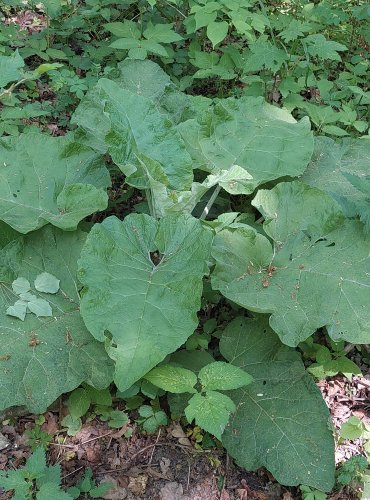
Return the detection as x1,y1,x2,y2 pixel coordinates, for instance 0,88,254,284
71,78,193,190
219,316,335,491
78,214,213,390
211,181,370,346
0,226,114,413
178,97,313,194
0,133,109,234
302,136,370,231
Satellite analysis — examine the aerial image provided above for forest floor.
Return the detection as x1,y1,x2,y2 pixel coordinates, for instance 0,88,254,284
1,372,369,499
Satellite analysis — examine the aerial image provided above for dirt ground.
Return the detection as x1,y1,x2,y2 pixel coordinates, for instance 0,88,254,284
1,372,369,499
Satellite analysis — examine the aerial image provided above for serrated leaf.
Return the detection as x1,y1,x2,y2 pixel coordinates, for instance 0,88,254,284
207,21,228,48
211,181,370,346
0,469,30,497
219,316,335,491
78,214,212,391
302,137,370,231
12,277,30,295
0,51,24,88
179,97,313,194
27,297,53,317
143,23,182,43
25,447,47,476
72,79,192,191
0,133,109,234
245,36,288,72
305,34,347,61
144,365,197,393
0,226,114,413
36,482,73,499
185,391,235,440
107,410,129,428
34,272,60,294
198,362,253,391
104,20,140,39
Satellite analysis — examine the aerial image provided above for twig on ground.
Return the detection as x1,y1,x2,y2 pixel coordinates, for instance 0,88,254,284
148,428,161,466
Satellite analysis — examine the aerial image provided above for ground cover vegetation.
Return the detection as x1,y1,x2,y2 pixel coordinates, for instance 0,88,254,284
0,0,369,497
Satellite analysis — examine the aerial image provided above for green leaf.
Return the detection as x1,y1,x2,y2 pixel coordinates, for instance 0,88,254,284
322,125,349,137
142,410,168,433
203,165,253,195
185,391,235,440
6,300,28,321
107,410,129,429
12,277,31,294
68,388,91,419
244,36,288,72
104,20,140,39
212,181,370,346
34,272,60,294
0,133,109,234
179,97,313,194
198,362,253,391
340,416,364,440
36,482,73,500
219,316,335,491
207,21,229,48
109,38,141,50
143,23,182,43
25,447,47,476
128,47,147,60
27,296,53,317
115,59,173,101
72,79,192,191
305,34,347,61
78,214,212,391
0,226,114,413
0,51,24,88
301,137,370,231
144,365,197,393
61,415,82,436
140,40,169,57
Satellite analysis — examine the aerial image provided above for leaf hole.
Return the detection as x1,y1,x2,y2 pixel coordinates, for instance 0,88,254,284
326,242,335,247
150,251,162,266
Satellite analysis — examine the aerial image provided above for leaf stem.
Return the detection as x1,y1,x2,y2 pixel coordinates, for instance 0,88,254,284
200,185,221,220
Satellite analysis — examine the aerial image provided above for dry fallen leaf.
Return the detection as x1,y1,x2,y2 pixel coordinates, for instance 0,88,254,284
128,474,148,496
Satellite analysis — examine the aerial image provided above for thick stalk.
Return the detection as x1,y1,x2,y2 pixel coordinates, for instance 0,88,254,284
200,185,221,220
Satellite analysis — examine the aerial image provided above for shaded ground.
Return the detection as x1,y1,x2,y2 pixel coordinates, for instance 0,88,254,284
1,373,369,499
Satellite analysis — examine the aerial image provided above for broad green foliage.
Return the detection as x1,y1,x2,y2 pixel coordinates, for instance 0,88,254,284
145,360,252,438
0,51,24,88
72,78,193,191
0,226,113,412
144,365,197,393
198,361,253,391
185,390,235,441
179,97,314,194
0,133,109,233
220,316,335,491
212,181,370,346
78,213,212,390
302,137,370,231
